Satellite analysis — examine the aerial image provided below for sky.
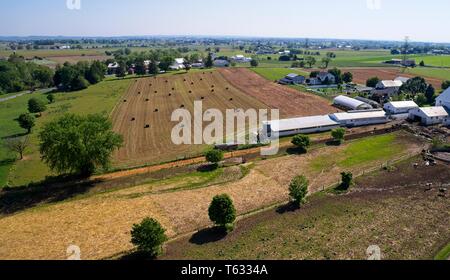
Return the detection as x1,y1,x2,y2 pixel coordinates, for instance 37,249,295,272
1,0,449,43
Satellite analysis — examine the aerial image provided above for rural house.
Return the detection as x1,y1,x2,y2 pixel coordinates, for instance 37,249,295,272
333,95,372,111
408,107,449,126
436,87,450,109
317,72,336,84
394,76,411,84
371,80,403,99
384,101,419,115
231,54,252,63
278,73,305,85
213,59,230,67
169,58,186,70
107,62,120,74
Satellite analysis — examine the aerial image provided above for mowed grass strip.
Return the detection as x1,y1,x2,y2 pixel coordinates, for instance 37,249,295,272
309,134,403,172
250,67,310,82
2,78,132,187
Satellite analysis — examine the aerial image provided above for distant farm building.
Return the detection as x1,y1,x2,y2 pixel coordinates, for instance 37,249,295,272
436,88,450,109
261,115,340,138
408,107,449,126
384,101,419,115
394,76,411,84
231,55,252,63
333,95,372,111
354,96,380,109
330,110,388,127
213,59,230,67
371,80,403,98
169,58,186,70
107,62,120,75
317,72,336,84
384,59,416,67
278,73,305,85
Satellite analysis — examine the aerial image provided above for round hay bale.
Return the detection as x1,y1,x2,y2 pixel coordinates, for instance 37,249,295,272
154,109,159,112
189,90,192,93
180,104,185,108
201,97,205,100
168,93,172,96
131,117,136,121
123,100,127,102
145,98,149,102
145,124,150,128
229,98,233,101
154,91,158,93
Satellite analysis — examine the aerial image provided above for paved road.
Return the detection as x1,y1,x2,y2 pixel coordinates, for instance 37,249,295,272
0,88,56,103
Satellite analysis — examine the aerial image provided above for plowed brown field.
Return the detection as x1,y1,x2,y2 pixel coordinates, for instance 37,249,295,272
340,67,443,89
219,68,339,118
111,71,269,168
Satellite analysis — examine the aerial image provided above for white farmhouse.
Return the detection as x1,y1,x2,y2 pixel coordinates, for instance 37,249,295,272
384,101,419,115
436,87,450,109
231,54,252,63
408,107,449,126
169,58,186,70
330,110,388,127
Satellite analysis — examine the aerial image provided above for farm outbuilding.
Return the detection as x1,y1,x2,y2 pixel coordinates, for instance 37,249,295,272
436,88,450,109
278,73,305,85
384,101,419,115
261,115,340,138
408,107,449,126
330,110,389,127
333,95,372,111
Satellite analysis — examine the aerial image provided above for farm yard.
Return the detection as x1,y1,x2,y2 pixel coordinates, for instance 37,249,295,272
163,156,450,260
111,70,269,169
219,68,339,118
0,131,428,260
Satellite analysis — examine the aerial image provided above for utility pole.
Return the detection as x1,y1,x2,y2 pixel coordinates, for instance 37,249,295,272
402,36,410,72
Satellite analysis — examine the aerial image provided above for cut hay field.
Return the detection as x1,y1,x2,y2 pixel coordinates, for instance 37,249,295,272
219,68,339,118
111,71,269,169
0,131,424,260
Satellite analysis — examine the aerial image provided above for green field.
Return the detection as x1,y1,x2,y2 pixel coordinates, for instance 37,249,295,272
310,134,403,172
250,67,309,81
0,78,132,188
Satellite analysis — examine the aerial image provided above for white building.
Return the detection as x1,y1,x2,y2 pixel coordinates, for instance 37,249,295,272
436,88,450,109
408,107,449,126
213,59,230,67
261,115,340,138
333,95,372,111
231,54,252,63
394,77,410,84
384,101,419,115
330,110,389,127
376,80,403,90
169,58,186,70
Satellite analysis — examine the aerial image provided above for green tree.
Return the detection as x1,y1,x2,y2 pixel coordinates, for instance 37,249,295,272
17,113,35,134
441,81,450,90
328,68,343,84
208,194,236,232
291,134,311,153
39,114,123,176
289,175,309,207
86,61,106,84
339,172,353,190
400,77,428,96
131,218,168,258
331,128,346,144
425,84,435,104
321,57,331,68
205,149,224,168
342,72,353,83
419,60,425,67
183,60,191,72
366,77,380,88
305,56,316,68
47,93,55,104
250,59,259,67
415,93,427,106
135,59,147,75
205,53,214,68
28,97,47,115
32,66,54,88
148,61,159,75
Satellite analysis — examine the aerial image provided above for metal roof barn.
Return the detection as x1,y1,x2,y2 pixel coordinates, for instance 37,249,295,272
330,110,388,127
333,95,372,110
262,115,340,138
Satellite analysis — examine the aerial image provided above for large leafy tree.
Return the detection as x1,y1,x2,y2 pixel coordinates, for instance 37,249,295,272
17,113,36,134
131,218,168,257
291,134,311,153
28,97,47,115
208,194,237,232
305,56,316,68
366,77,380,88
400,77,428,96
39,114,123,176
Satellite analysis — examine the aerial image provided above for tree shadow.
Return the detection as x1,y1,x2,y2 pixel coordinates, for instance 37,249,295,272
0,175,101,215
286,147,307,155
276,202,300,214
0,158,16,167
325,140,342,147
1,132,28,140
196,164,218,172
118,251,157,260
189,227,228,245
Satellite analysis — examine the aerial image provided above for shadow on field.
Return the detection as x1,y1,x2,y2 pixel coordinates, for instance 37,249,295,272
0,175,100,215
1,132,28,140
118,251,157,260
276,202,300,214
286,147,307,155
189,227,228,245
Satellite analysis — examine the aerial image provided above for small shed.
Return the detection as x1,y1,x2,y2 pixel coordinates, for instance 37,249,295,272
384,101,419,115
408,107,449,126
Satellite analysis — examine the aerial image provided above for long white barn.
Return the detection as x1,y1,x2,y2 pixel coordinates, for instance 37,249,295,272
330,110,389,127
261,115,340,138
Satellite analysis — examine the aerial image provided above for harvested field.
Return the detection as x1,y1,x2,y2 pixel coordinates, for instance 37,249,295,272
163,157,450,260
219,68,339,118
111,71,269,168
340,67,444,89
0,131,424,260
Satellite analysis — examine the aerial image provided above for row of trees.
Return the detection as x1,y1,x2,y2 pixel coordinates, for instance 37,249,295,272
0,54,54,94
54,61,106,91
